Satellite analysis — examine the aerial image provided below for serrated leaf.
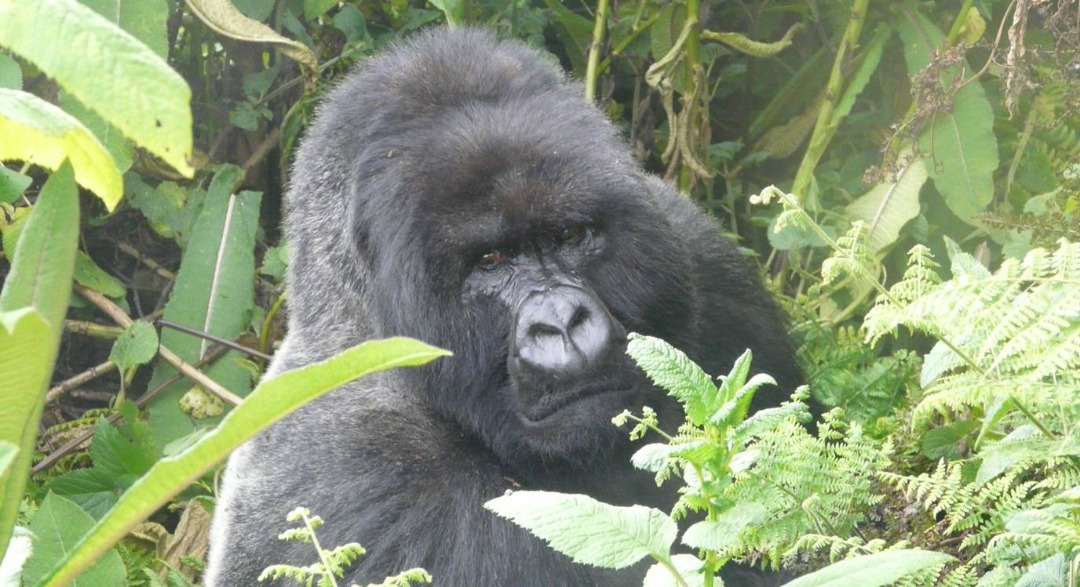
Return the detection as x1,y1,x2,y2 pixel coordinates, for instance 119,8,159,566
682,502,766,552
898,5,998,224
732,403,810,445
50,419,157,517
485,490,676,569
710,370,775,428
0,89,121,208
109,321,159,372
0,0,193,177
627,334,718,425
846,151,928,254
781,550,954,587
630,441,707,473
40,337,449,586
23,494,126,587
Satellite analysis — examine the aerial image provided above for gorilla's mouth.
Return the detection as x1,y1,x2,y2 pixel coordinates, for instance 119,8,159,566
518,385,637,424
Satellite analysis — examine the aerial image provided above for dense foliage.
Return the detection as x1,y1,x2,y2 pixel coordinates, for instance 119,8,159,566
0,0,1078,585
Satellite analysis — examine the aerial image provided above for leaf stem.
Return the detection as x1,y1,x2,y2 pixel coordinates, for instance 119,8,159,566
585,0,610,102
790,0,870,205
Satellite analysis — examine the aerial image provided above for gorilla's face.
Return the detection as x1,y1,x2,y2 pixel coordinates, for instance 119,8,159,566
357,100,692,475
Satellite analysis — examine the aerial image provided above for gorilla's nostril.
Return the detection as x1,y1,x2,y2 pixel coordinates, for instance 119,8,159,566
528,322,563,339
568,306,590,330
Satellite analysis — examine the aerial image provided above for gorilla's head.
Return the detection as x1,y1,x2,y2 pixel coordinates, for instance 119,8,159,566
281,30,764,479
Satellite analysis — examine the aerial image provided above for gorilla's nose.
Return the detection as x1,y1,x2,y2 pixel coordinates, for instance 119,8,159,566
513,288,615,378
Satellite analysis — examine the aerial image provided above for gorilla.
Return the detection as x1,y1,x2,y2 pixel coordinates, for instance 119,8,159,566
206,27,799,586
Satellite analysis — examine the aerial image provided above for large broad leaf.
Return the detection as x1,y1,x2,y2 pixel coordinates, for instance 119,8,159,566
898,4,998,224
37,337,449,587
80,0,169,58
22,494,125,587
0,163,79,559
846,150,928,254
485,490,677,569
0,0,193,176
781,550,954,587
147,165,260,448
0,89,122,208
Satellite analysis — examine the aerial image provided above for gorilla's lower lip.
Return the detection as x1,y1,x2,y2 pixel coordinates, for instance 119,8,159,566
518,387,635,425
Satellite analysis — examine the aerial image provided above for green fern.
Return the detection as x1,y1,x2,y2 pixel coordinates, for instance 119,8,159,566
863,239,1080,431
721,412,891,567
258,507,431,587
881,462,1080,586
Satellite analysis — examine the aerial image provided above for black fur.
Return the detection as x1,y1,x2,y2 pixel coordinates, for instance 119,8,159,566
206,28,799,586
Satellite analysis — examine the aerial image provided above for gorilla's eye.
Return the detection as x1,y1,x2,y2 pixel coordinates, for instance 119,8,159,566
560,225,589,245
478,250,509,269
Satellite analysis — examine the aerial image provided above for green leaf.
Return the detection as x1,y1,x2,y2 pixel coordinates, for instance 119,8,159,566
846,151,928,254
109,321,159,372
485,490,677,569
147,165,260,447
830,27,891,126
682,502,766,552
0,89,122,208
920,420,976,460
428,0,463,25
185,0,318,79
50,419,157,517
643,554,709,587
0,52,20,89
704,23,801,58
0,162,80,557
898,5,998,224
39,336,449,587
0,165,30,204
80,0,169,58
0,0,193,176
59,91,133,175
780,550,954,587
626,334,719,425
541,0,594,77
74,252,127,298
303,0,337,20
0,441,15,477
22,494,126,587
630,441,707,473
0,161,79,318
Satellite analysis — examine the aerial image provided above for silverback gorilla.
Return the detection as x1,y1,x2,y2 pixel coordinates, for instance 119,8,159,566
206,27,800,586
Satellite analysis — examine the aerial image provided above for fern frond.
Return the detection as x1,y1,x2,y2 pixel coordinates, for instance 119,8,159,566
863,239,1080,430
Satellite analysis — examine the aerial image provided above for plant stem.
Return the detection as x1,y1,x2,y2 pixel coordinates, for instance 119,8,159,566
597,10,663,76
678,0,703,193
790,0,870,205
585,0,610,102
